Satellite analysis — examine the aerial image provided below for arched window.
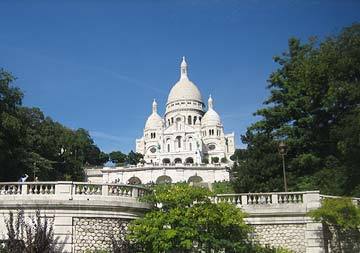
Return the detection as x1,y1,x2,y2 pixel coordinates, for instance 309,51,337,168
199,117,201,122
128,177,142,185
188,137,193,151
188,115,192,125
167,144,170,152
193,116,197,125
162,158,170,164
156,175,172,184
171,117,174,124
168,119,170,126
209,129,211,136
176,136,182,148
185,157,194,164
174,158,182,163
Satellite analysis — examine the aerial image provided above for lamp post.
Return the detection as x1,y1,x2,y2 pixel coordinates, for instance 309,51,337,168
278,141,288,192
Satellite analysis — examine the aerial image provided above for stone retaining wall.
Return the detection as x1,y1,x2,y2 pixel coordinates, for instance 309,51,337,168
73,217,129,253
253,224,306,253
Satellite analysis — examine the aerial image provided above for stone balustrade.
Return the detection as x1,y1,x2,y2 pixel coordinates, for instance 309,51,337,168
1,184,357,253
0,181,149,199
213,191,314,207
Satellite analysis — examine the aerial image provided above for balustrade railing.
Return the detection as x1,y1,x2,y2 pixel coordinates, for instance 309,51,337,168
27,183,56,195
0,183,21,195
0,182,149,200
214,191,318,207
74,183,102,195
278,193,303,204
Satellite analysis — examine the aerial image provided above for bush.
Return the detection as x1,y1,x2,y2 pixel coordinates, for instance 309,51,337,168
212,181,235,194
3,210,59,253
309,197,360,252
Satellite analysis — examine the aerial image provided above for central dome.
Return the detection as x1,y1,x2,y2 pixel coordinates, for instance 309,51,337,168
167,57,203,105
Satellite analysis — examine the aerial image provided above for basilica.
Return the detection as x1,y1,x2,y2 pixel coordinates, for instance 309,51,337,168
86,57,235,184
136,57,235,165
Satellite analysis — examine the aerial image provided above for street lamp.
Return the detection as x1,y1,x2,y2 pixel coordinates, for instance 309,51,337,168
278,141,288,192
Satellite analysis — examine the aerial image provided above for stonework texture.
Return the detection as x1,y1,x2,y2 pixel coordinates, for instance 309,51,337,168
73,217,129,253
253,224,306,253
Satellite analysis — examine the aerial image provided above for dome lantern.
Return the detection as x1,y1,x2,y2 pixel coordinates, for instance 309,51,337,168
180,56,188,79
152,99,158,113
208,95,213,109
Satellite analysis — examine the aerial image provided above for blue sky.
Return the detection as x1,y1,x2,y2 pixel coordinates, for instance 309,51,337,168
0,0,359,153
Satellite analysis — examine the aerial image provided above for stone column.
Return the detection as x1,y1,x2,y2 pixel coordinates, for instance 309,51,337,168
304,191,326,253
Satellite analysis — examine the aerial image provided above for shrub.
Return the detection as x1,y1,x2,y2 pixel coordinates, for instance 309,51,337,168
3,210,59,253
309,197,360,252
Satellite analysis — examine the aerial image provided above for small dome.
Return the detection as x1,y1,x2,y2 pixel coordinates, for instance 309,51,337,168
202,95,221,126
145,112,162,129
202,108,221,126
145,99,163,129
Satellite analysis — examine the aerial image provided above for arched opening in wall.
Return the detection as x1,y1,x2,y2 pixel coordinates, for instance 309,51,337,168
193,116,197,124
176,136,182,148
188,175,203,183
128,177,142,185
188,115,192,125
211,157,219,164
174,158,182,164
162,158,170,164
167,144,171,152
156,175,172,184
185,157,194,164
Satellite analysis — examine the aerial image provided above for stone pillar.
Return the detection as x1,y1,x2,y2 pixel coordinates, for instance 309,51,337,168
55,181,73,200
304,191,325,253
271,194,279,204
241,195,248,206
102,185,108,196
53,215,73,253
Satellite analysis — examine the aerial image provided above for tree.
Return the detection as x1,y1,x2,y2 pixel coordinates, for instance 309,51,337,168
128,183,285,253
126,151,143,165
109,151,127,165
310,198,360,252
232,23,360,195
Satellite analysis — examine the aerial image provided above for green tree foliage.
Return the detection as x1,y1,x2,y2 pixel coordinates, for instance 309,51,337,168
128,183,289,253
309,198,360,252
125,150,143,165
231,23,360,195
0,69,108,181
109,151,127,165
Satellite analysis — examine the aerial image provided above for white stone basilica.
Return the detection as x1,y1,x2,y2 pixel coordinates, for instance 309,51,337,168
86,57,235,184
136,57,235,165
